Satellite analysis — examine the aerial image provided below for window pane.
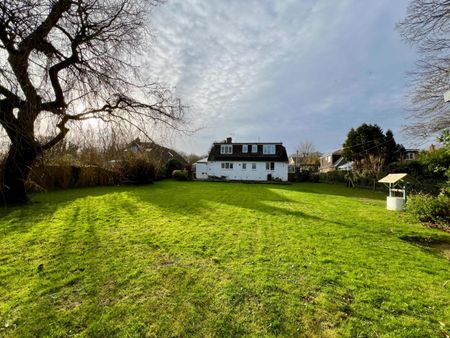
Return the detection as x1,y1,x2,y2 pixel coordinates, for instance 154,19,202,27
263,144,276,154
242,145,248,153
230,163,233,169
252,145,257,153
221,145,233,154
252,163,256,169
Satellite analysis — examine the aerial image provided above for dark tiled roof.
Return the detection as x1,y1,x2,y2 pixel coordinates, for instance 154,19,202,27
207,143,288,162
128,139,187,165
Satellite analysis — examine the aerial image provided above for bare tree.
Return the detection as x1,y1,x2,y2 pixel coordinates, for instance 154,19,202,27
295,141,320,166
0,0,184,204
398,0,450,137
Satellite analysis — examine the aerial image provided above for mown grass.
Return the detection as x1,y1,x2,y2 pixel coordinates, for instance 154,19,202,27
0,181,449,337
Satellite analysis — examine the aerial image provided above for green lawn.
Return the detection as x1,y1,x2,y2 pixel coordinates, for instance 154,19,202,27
0,181,449,337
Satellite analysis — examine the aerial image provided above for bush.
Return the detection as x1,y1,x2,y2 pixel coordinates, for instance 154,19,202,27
172,169,191,181
406,193,450,226
165,159,184,178
289,171,320,183
319,171,348,184
26,165,121,191
310,173,320,183
387,160,425,179
120,158,156,185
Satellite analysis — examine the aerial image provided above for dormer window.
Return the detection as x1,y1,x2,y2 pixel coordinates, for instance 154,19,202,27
242,144,248,153
251,144,257,153
263,144,276,154
220,144,233,154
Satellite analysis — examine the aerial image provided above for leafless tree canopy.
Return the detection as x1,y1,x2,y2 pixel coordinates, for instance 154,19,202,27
0,0,184,203
398,0,450,137
297,141,316,158
295,141,320,165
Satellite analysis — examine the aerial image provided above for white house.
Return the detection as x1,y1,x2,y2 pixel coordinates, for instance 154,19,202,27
193,158,208,179
195,137,289,181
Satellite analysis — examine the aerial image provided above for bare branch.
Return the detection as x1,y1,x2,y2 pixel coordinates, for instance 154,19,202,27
398,0,450,136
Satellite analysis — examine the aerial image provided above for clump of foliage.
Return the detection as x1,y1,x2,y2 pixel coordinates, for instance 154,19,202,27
341,124,405,189
436,130,450,196
342,124,403,177
405,130,450,228
172,169,191,181
319,171,380,189
291,171,320,183
406,194,450,226
165,159,185,178
120,158,156,185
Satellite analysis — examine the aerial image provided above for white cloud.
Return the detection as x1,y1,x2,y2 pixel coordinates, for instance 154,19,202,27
143,0,417,154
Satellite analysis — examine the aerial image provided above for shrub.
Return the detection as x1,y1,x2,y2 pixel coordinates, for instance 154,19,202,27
310,173,320,183
165,159,184,178
387,160,425,179
289,170,320,183
406,193,450,226
319,171,347,184
120,158,156,185
172,169,191,181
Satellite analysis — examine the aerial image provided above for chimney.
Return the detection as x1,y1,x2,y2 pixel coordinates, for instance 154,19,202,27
226,137,232,144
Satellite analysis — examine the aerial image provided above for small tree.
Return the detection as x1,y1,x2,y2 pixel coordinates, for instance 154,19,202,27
295,141,320,166
0,0,183,204
342,124,387,162
342,124,402,180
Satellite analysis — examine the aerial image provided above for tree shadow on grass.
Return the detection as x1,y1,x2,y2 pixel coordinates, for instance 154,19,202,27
400,235,450,260
129,182,349,228
0,192,152,336
269,182,386,201
0,185,140,236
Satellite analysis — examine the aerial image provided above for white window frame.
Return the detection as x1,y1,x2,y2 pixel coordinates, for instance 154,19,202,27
242,163,247,169
220,145,233,154
266,162,275,170
242,145,248,153
252,144,258,153
263,144,276,155
221,162,233,169
251,163,256,170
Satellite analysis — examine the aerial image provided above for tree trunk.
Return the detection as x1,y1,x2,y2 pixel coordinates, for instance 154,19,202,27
1,140,39,205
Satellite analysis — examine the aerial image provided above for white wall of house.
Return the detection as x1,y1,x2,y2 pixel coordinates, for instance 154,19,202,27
207,161,288,181
195,161,209,180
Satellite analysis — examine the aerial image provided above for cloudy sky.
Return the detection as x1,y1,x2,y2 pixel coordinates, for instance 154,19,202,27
144,0,418,155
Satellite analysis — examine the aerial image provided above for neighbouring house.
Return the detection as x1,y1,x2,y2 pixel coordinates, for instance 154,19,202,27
335,158,353,171
320,150,342,173
195,137,289,181
289,152,321,172
319,150,353,172
126,138,188,167
401,149,419,162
